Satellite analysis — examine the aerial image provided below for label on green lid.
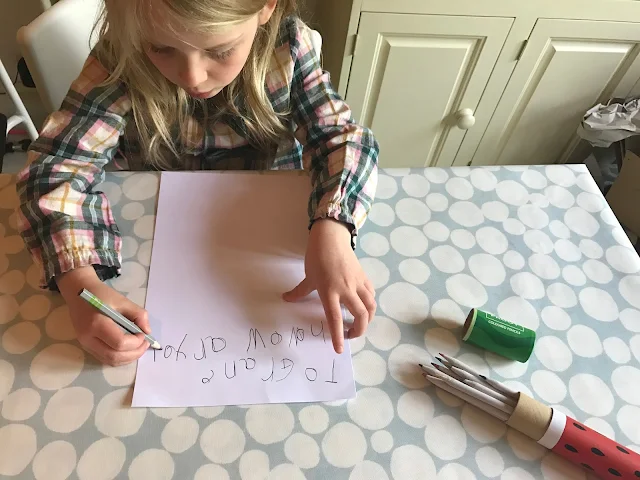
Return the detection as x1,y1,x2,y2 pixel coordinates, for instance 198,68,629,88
462,308,536,363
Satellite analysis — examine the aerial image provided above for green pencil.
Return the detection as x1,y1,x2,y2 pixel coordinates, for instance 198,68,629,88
78,288,162,350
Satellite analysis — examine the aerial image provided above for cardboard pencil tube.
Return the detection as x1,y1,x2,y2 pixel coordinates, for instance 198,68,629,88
506,392,553,441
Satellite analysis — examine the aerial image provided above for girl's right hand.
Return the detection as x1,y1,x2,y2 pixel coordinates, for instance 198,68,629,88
57,266,151,366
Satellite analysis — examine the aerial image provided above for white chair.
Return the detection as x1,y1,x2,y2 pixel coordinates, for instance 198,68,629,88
0,59,39,140
17,0,104,114
309,30,322,64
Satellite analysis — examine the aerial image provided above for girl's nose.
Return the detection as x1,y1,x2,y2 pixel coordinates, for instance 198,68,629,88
179,56,208,89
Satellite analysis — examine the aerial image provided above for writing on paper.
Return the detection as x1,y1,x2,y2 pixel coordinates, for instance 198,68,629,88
149,321,340,388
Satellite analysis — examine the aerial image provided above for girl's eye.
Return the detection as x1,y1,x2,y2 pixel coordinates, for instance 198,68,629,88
150,45,173,55
208,48,234,61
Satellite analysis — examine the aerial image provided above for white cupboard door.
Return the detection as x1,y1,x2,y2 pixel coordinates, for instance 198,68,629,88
473,19,640,166
346,13,513,168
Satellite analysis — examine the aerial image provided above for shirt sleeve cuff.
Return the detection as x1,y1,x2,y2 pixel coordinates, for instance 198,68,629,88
309,202,359,250
41,248,121,291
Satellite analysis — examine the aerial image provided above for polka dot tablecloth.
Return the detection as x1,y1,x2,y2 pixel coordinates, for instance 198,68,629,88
1,164,639,480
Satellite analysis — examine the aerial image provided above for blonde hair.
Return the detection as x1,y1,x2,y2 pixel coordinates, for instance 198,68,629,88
93,0,297,168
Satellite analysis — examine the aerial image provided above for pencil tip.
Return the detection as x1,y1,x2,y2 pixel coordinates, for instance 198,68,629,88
435,356,443,363
151,341,162,350
418,363,423,367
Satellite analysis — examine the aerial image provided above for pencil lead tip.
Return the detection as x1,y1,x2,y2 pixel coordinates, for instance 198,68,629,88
431,362,438,367
435,356,443,363
418,363,424,367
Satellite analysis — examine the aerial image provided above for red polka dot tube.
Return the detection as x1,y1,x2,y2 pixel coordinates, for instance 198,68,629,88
539,409,640,479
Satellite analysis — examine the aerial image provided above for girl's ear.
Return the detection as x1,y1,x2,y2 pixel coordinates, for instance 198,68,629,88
258,0,278,25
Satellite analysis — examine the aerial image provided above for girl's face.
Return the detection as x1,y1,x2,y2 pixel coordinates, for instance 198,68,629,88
145,3,276,99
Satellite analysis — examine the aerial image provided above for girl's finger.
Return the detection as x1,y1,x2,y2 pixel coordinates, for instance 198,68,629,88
92,318,148,352
282,277,315,302
358,286,377,323
84,335,149,366
364,279,376,297
343,293,369,339
318,290,345,354
119,302,152,334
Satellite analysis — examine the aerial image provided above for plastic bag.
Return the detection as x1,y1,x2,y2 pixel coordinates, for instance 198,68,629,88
577,98,640,148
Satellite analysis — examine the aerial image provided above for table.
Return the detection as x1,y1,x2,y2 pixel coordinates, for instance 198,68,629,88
1,165,639,480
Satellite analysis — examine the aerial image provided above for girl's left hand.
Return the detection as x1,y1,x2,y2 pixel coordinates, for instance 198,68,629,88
283,218,377,354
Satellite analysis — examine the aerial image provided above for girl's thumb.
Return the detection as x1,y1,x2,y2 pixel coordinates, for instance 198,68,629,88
120,302,151,334
283,278,314,302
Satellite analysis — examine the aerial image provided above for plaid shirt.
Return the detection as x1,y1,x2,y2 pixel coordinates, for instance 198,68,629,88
15,16,379,289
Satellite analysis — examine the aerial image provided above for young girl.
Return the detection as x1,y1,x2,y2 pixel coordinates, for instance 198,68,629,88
16,0,379,366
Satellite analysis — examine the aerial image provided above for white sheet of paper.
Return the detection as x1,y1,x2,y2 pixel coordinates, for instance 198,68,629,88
132,172,356,407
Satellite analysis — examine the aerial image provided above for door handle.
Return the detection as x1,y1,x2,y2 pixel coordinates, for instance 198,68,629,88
456,108,476,130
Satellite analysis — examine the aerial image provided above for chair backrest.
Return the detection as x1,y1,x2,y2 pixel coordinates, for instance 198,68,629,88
17,0,104,114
